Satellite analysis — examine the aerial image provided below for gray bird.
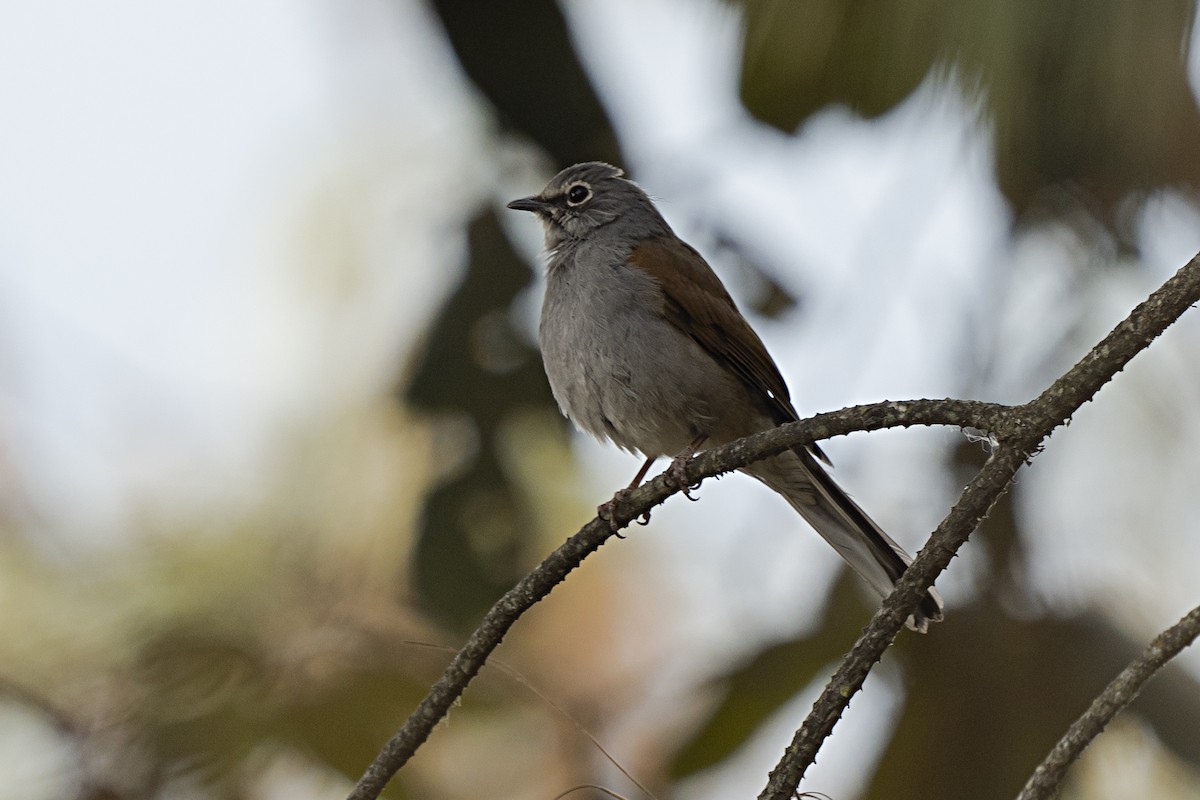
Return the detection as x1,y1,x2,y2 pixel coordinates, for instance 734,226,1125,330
508,162,943,632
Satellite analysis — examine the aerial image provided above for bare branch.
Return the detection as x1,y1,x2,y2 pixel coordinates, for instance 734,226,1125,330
1015,603,1200,800
349,253,1200,800
758,252,1200,800
347,399,1012,800
759,445,1028,799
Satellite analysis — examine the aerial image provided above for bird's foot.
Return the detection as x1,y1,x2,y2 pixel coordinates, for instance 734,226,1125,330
666,437,705,501
599,456,659,534
598,488,639,536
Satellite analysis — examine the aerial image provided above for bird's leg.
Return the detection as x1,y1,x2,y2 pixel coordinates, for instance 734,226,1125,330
598,456,657,533
628,456,656,490
667,434,707,501
598,435,707,531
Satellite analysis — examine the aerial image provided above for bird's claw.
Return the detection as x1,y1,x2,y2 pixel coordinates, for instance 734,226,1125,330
598,489,633,536
666,455,700,501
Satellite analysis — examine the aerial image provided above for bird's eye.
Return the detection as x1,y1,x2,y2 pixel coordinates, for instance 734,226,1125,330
566,183,591,206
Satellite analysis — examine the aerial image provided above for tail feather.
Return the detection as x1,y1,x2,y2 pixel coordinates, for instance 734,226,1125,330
743,450,944,633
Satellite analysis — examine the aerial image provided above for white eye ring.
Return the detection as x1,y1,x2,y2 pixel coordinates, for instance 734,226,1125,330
565,183,591,206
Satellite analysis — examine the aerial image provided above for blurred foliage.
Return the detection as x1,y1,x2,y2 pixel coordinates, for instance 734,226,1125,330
428,0,623,168
668,445,1200,799
405,211,558,630
130,627,434,788
0,396,633,799
403,1,626,632
668,572,876,777
404,2,1200,799
740,0,1200,232
872,606,1200,799
3,2,1199,799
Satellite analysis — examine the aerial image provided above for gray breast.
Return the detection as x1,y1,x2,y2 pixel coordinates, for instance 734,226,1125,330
538,239,743,457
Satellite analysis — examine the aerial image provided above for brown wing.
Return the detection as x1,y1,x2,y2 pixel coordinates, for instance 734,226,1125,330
628,236,800,426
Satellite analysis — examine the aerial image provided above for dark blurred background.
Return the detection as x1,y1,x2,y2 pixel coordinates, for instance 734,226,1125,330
2,1,1200,799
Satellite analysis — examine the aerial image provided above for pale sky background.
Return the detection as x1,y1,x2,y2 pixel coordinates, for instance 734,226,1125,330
2,1,1200,799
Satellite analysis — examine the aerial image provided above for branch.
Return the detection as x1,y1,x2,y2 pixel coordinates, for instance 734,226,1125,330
1015,602,1200,800
759,252,1200,800
347,399,1012,800
759,445,1028,799
350,253,1199,800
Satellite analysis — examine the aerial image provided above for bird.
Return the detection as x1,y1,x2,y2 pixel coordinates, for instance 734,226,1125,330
507,162,943,632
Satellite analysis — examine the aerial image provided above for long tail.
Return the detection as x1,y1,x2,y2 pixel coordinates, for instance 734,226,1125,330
743,449,944,632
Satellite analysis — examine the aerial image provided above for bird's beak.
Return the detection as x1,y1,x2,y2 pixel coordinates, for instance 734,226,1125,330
507,196,552,213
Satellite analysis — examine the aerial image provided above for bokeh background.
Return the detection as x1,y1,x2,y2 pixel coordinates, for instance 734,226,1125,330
3,1,1200,799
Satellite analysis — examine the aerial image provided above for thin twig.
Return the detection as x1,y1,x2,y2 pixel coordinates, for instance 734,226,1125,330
1015,603,1200,800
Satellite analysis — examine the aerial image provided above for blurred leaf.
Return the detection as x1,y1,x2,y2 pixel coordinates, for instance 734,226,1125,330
133,626,439,796
411,451,530,631
739,0,1200,225
668,571,873,778
276,663,435,781
135,630,267,777
404,210,561,630
405,210,545,419
741,0,936,125
429,0,622,167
